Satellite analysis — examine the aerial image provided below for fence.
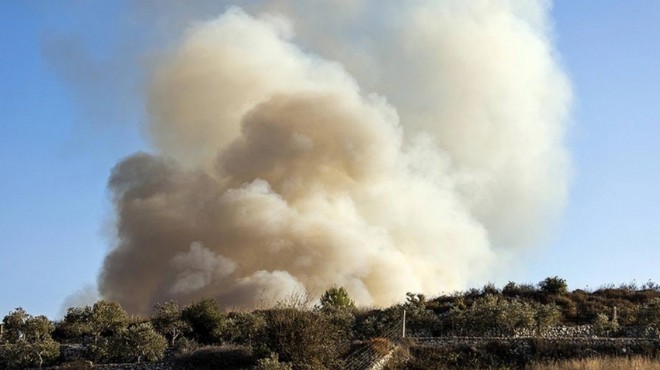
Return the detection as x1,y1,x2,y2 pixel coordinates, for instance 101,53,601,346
343,311,405,370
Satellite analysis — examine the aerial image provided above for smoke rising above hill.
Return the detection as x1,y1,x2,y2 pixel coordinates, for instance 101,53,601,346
99,1,571,314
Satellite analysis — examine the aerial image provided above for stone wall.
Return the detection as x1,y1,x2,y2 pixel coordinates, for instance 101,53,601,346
622,325,660,338
405,337,660,369
414,336,660,347
413,336,660,360
45,362,172,370
51,345,172,370
91,364,172,370
513,325,595,338
414,324,659,339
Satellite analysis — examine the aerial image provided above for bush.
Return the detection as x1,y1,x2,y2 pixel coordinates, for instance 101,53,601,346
317,306,355,341
449,295,535,336
223,311,267,348
404,294,441,336
57,301,128,346
592,313,620,337
253,353,293,370
382,345,411,370
256,308,351,369
109,322,167,363
354,306,404,340
83,337,110,363
54,306,92,342
152,300,189,346
173,345,255,370
534,304,562,335
637,297,660,328
2,339,60,369
319,287,355,310
550,295,577,320
481,283,500,296
539,277,568,296
1,308,60,369
181,299,226,345
171,337,200,357
405,340,527,369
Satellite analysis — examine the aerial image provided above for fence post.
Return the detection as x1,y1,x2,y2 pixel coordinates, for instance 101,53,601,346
402,309,406,338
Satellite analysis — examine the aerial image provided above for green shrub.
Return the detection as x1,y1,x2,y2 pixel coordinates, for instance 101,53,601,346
404,293,441,336
181,299,226,345
319,287,355,310
256,308,350,369
253,353,293,370
171,337,200,357
449,295,535,336
354,306,403,339
109,322,167,363
549,295,576,321
405,340,527,369
151,300,189,346
57,301,128,347
592,313,620,337
1,308,60,369
173,345,255,370
637,298,660,328
481,283,500,296
223,311,267,348
539,277,568,296
533,303,562,334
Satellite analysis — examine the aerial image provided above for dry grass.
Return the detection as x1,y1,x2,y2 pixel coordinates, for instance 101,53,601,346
368,337,395,355
529,356,660,370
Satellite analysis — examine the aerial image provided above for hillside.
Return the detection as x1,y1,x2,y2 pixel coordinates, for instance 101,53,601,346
1,278,659,369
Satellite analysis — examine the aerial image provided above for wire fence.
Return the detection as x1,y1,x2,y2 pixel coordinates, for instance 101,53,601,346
343,313,405,370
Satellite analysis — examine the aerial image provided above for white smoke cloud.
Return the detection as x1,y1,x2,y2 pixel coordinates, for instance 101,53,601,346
59,284,99,318
99,1,571,313
170,242,237,294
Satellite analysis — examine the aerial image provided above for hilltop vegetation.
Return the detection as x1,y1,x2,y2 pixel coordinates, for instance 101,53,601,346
1,279,660,369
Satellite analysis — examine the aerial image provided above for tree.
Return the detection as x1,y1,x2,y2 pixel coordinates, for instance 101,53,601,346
482,283,500,296
637,297,660,328
354,306,403,340
1,308,60,368
3,339,60,369
59,305,94,339
316,287,357,343
181,299,226,344
110,322,168,363
319,286,355,310
2,307,29,342
89,300,128,343
405,292,426,307
533,304,562,335
223,311,267,348
152,300,190,346
539,276,568,296
62,300,128,345
57,301,128,363
593,313,620,337
502,282,518,297
253,353,293,370
450,295,535,336
256,308,350,369
404,293,440,336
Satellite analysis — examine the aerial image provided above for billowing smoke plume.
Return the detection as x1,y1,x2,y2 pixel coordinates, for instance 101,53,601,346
99,1,571,314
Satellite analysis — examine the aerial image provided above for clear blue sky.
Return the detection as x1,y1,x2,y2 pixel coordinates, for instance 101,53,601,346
1,1,659,318
524,2,660,290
